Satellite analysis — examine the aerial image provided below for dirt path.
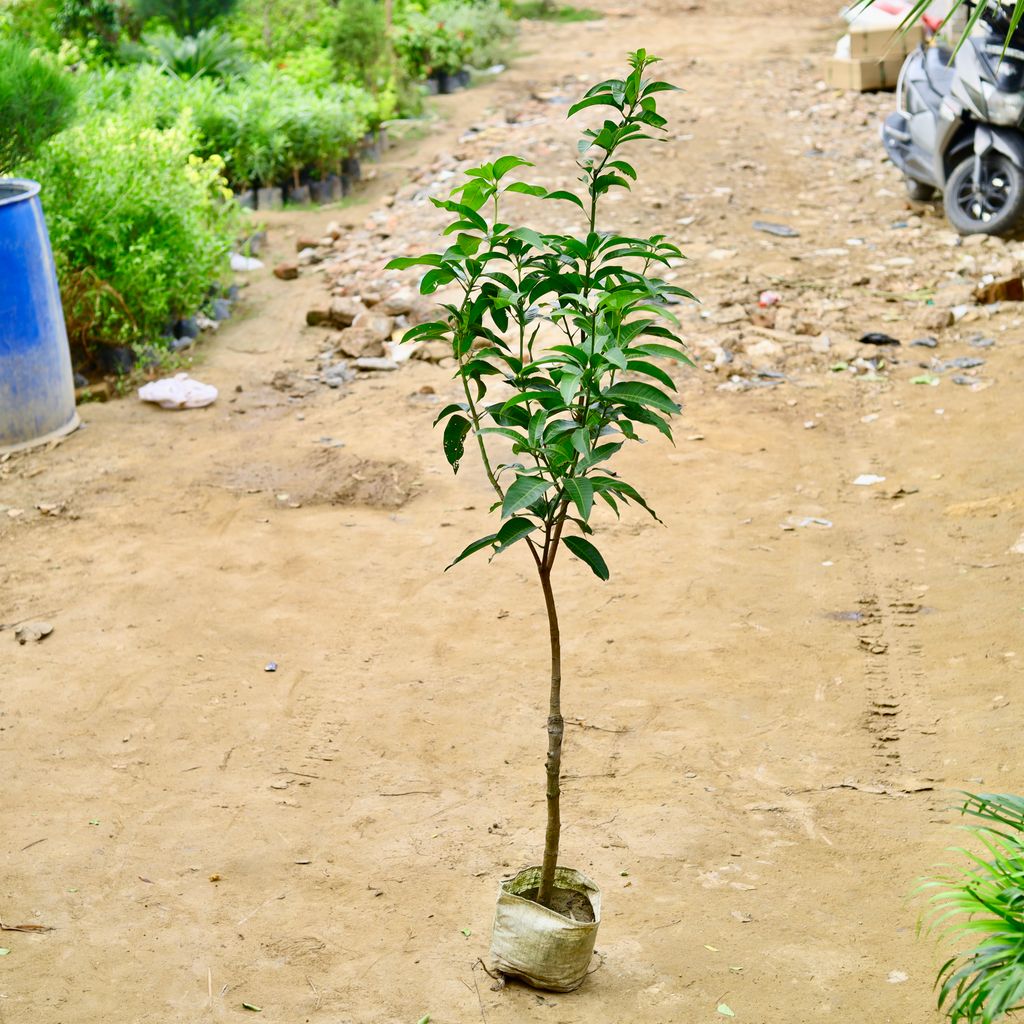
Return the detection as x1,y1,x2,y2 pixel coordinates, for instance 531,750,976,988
3,2,1024,1022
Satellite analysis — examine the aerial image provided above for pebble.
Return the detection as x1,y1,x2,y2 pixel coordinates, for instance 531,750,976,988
14,621,53,644
753,220,800,238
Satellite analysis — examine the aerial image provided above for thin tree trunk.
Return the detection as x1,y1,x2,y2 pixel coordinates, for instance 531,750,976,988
537,565,563,908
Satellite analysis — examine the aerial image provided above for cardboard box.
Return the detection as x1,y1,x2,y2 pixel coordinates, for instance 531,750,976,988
824,55,906,91
848,23,925,58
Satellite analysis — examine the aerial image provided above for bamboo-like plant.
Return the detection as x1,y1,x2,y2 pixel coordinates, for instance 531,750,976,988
388,49,693,909
920,793,1024,1023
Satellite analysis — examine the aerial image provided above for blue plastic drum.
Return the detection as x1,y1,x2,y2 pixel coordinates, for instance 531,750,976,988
0,179,78,453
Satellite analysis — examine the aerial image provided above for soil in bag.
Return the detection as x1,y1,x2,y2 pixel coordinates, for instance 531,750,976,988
519,886,595,923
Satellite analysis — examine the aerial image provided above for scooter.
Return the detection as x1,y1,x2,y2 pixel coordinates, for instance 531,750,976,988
881,1,1024,234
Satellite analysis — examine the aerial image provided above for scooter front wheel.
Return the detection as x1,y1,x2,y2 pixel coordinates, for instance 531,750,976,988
944,152,1024,235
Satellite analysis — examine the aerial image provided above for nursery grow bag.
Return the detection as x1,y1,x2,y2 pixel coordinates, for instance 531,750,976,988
0,179,78,454
490,866,601,992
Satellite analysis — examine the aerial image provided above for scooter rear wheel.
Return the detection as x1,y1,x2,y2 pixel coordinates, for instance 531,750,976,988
944,152,1024,235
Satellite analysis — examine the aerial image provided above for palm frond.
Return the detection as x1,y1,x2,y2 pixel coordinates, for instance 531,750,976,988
920,794,1024,1024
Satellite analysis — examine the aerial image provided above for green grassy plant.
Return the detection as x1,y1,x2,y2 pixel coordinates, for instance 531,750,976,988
921,793,1024,1023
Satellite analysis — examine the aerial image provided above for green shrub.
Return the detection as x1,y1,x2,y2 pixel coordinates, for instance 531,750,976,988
392,7,467,77
76,58,379,191
432,0,515,68
0,39,77,176
393,0,515,78
142,27,250,77
54,0,122,55
224,0,328,60
190,67,376,186
329,0,387,88
28,111,238,347
0,0,62,49
132,0,238,37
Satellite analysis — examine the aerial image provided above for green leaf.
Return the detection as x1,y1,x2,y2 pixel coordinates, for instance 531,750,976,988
568,93,623,117
443,415,471,474
460,927,472,937
528,408,547,446
716,1005,735,1018
242,1004,262,1013
0,949,9,956
509,227,548,252
504,181,547,198
564,478,594,520
626,359,676,389
570,428,590,457
563,535,609,580
604,347,628,370
558,371,581,407
544,189,585,210
385,254,443,270
445,534,498,571
501,475,552,519
603,381,680,414
421,268,457,294
632,342,692,363
433,402,467,426
495,516,537,551
493,155,534,180
417,1017,431,1024
642,81,680,96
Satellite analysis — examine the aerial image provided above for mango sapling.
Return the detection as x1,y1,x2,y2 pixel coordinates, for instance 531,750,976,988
388,48,694,990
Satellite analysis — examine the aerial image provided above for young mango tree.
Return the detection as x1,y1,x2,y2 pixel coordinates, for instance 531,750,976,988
388,49,694,990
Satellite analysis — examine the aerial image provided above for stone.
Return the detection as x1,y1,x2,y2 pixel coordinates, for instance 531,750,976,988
915,306,952,331
14,621,52,644
306,305,332,326
378,290,416,316
714,305,747,325
352,310,395,340
413,340,450,363
297,247,321,267
744,338,782,364
211,298,232,321
321,361,354,387
296,236,320,252
328,297,367,327
335,327,385,359
407,296,442,326
274,261,299,281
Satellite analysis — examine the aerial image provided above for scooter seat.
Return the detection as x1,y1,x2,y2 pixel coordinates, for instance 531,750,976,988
923,45,956,93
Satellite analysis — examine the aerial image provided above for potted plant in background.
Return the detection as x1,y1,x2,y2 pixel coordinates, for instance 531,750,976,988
0,39,79,453
388,49,693,991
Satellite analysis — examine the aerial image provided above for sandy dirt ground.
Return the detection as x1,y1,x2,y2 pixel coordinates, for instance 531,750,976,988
3,1,1024,1021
